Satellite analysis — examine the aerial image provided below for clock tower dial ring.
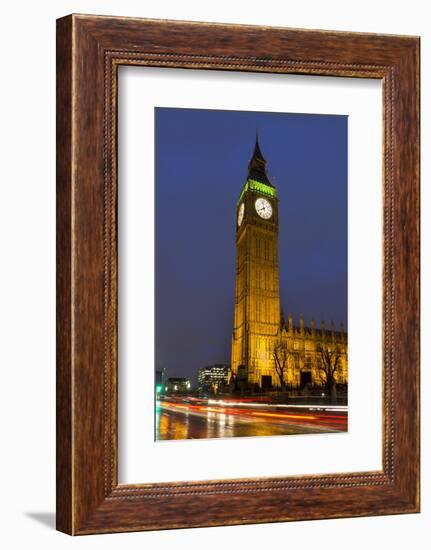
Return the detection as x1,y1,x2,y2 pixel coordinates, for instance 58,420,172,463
237,202,245,227
255,197,273,219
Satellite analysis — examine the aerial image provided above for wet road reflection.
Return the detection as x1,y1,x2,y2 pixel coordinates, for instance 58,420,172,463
155,397,347,441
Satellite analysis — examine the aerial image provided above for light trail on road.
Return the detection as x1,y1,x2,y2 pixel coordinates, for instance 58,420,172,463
155,397,348,440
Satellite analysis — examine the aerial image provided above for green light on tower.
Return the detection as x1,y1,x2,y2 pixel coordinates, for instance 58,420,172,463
238,178,277,204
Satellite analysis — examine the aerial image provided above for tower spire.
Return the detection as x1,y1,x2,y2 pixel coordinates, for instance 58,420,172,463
248,131,273,187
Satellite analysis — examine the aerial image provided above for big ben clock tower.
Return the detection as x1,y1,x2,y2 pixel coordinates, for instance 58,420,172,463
231,134,281,388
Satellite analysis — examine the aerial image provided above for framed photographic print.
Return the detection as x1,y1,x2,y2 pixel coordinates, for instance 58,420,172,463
56,14,420,534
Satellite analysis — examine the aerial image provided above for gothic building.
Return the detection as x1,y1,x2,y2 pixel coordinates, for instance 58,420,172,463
230,135,348,390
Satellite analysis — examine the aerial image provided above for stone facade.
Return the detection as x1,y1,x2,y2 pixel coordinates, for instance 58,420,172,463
231,136,347,390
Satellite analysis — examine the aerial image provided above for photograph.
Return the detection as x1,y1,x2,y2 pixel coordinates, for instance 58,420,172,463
154,107,348,441
0,1,423,544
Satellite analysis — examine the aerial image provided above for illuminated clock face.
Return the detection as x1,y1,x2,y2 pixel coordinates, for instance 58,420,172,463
255,197,273,219
237,202,245,226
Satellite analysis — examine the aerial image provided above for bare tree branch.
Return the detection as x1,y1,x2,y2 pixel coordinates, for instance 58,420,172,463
272,342,289,389
316,344,342,402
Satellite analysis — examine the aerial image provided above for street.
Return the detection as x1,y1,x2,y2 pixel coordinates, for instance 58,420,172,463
155,397,347,440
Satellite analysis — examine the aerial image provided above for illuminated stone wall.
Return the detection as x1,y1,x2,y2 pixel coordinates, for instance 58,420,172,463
231,139,348,390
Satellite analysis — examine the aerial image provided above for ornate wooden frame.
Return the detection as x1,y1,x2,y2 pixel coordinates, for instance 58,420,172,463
56,14,420,535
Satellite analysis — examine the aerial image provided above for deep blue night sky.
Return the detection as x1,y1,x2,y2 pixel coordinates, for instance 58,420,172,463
155,108,347,381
